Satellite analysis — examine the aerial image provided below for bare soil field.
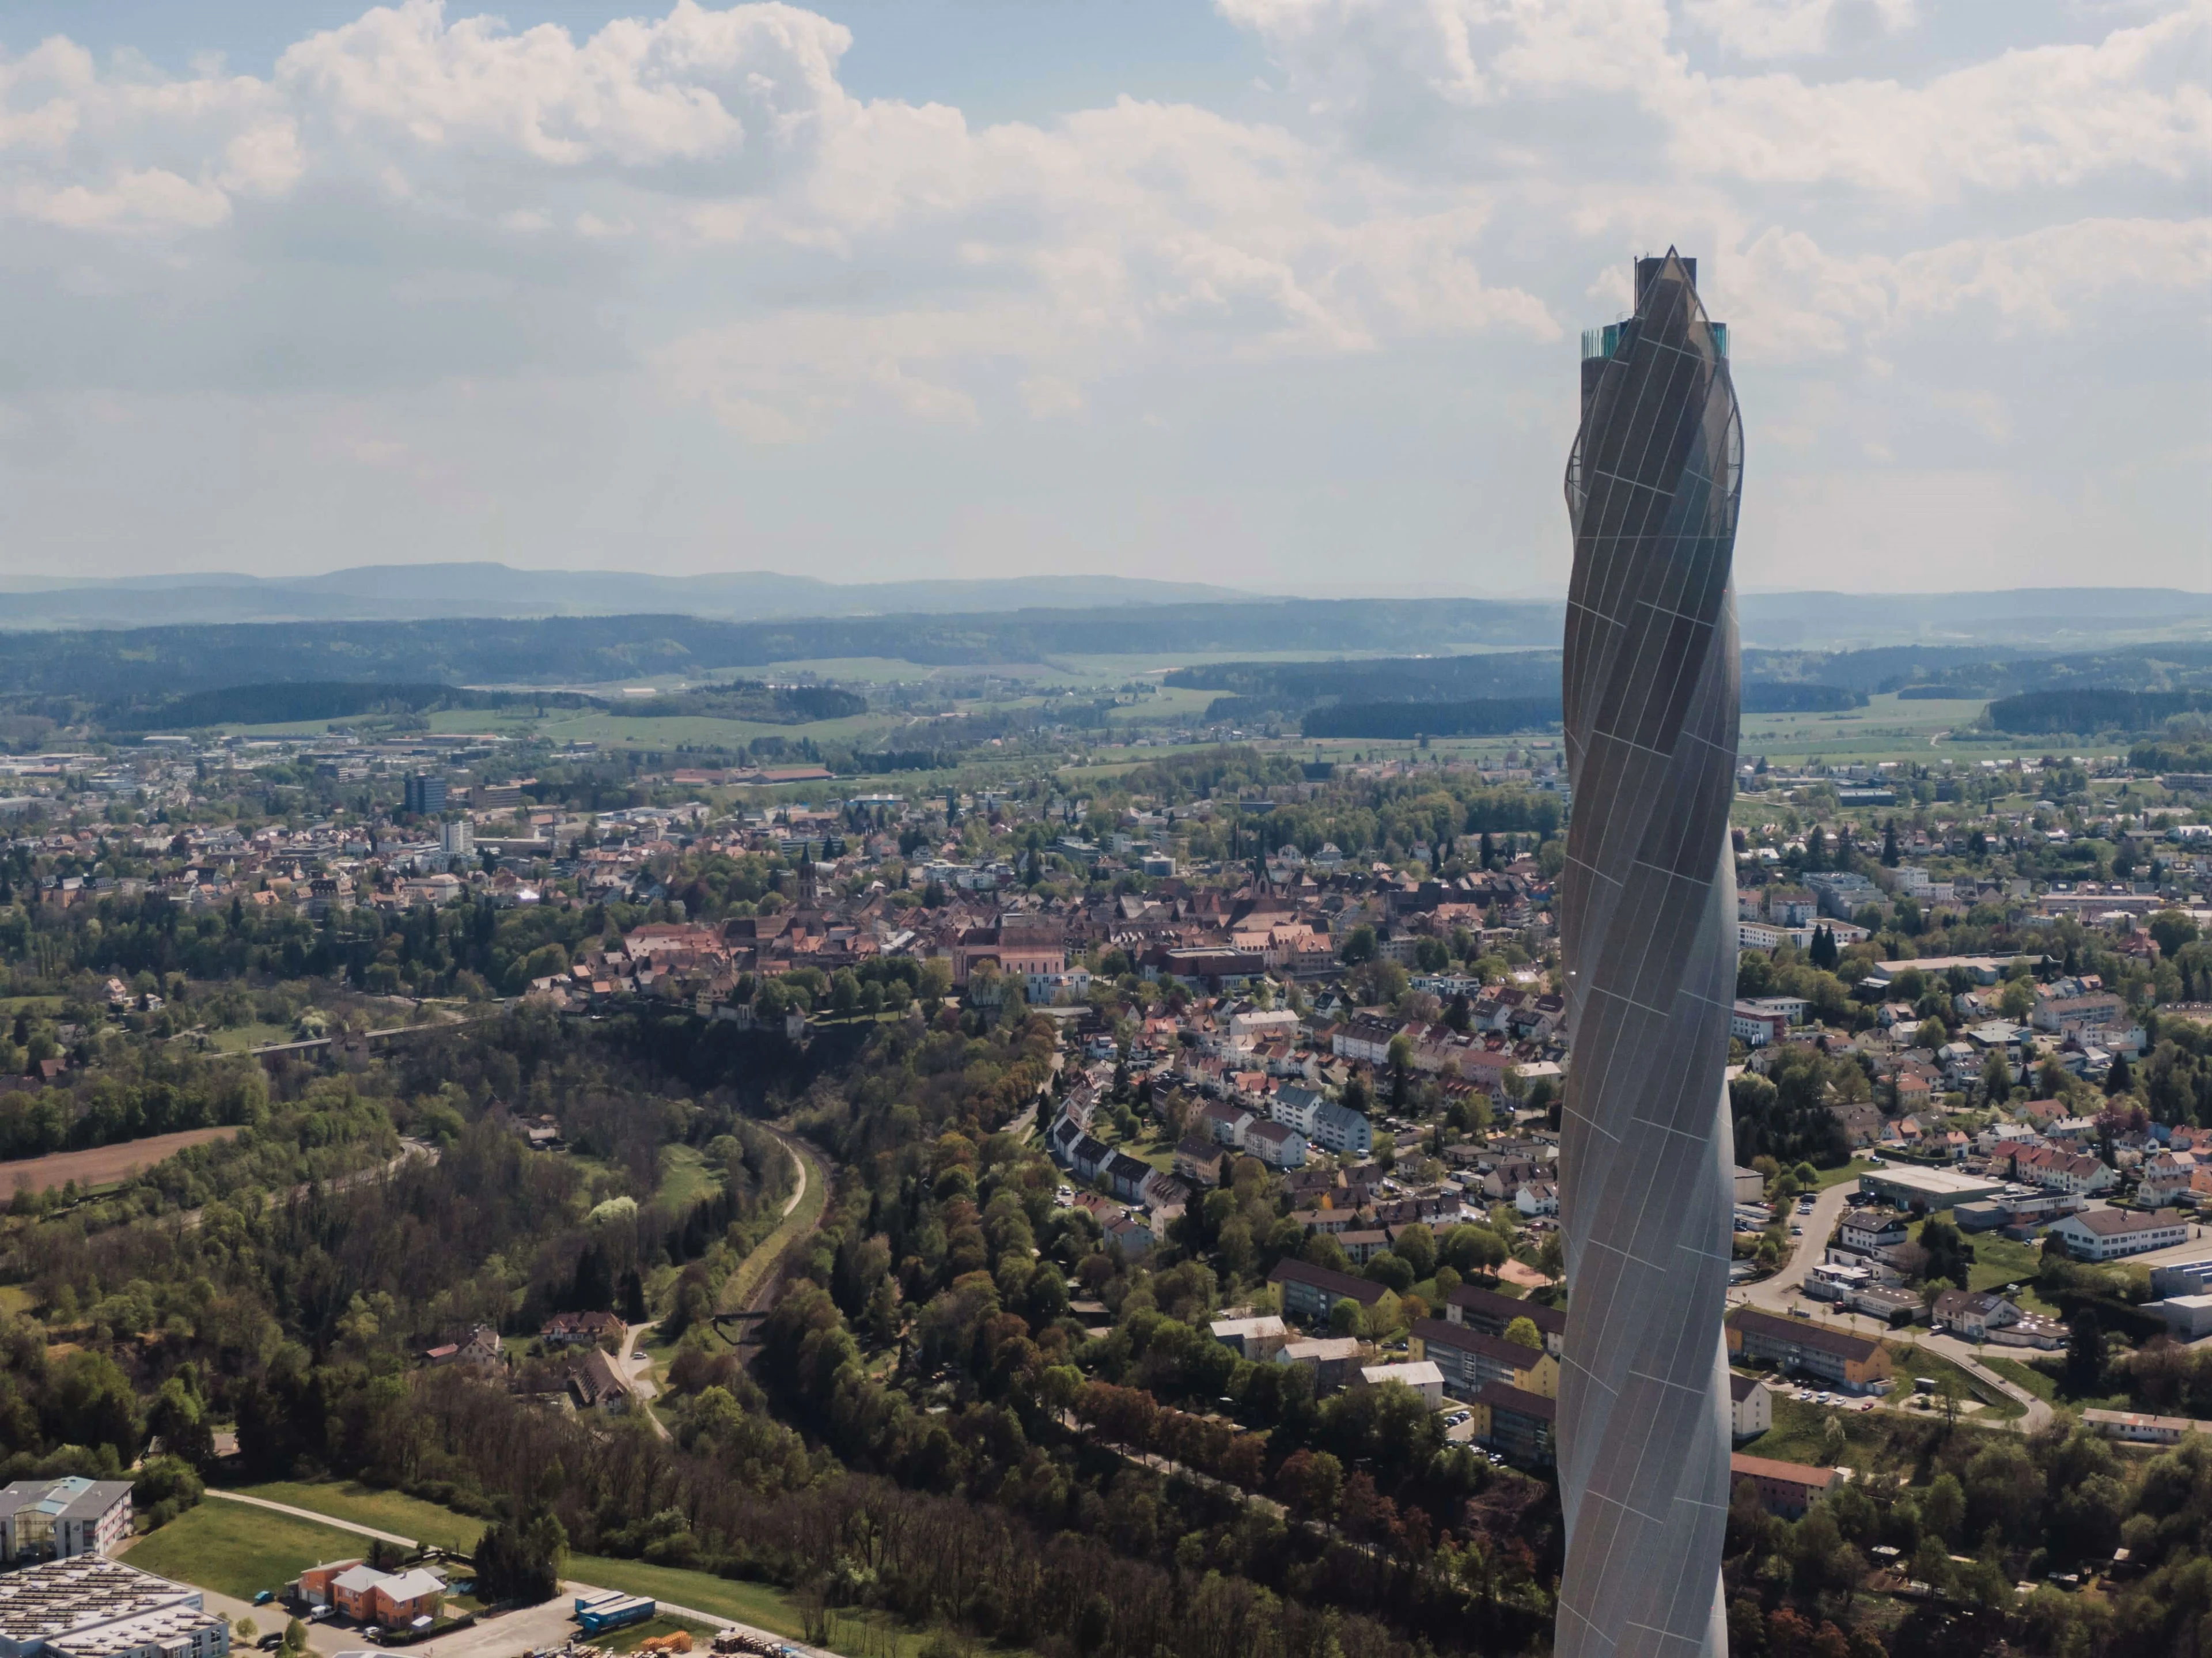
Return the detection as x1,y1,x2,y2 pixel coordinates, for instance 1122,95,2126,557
0,1127,240,1197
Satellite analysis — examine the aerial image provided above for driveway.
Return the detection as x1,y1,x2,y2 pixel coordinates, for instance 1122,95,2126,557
622,1321,672,1441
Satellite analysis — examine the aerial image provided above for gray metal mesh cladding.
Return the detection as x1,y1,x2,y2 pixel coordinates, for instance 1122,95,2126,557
1554,249,1743,1658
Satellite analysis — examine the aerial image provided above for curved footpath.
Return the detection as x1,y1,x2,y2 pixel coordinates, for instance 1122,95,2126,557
626,1126,828,1431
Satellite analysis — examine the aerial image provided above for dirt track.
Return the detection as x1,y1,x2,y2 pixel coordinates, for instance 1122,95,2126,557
0,1127,241,1197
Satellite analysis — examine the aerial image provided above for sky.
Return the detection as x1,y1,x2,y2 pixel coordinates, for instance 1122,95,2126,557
0,1,2205,597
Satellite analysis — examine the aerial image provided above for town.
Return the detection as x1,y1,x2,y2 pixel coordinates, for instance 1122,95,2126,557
0,708,2205,1656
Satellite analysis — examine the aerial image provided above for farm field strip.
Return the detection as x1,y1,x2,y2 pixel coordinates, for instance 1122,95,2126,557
0,1127,241,1197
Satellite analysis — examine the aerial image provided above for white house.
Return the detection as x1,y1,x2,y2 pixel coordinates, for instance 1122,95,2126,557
1729,1373,1773,1442
1358,1360,1444,1410
1243,1120,1309,1169
2048,1207,2190,1262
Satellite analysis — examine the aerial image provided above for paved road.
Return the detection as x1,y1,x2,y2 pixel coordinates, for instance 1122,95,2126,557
622,1320,672,1441
200,1492,834,1658
1736,1176,1858,1311
1726,1176,2054,1433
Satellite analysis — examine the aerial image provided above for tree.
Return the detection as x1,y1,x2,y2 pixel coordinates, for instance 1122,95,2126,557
2065,1308,2105,1396
1921,1470,1965,1546
2149,909,2199,959
1502,1316,1543,1352
1918,1216,1974,1290
2104,1050,2133,1097
1881,819,1899,867
1980,1048,2014,1104
1809,925,1839,972
475,1510,566,1606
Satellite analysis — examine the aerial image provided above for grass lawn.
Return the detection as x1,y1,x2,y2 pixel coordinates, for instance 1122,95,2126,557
1742,1395,1949,1479
1816,1159,1883,1191
1883,1343,2024,1421
200,1491,978,1658
128,1500,379,1600
229,1481,486,1553
657,1145,721,1209
209,1022,301,1054
566,1558,989,1658
1964,1233,2046,1296
1982,1356,2059,1403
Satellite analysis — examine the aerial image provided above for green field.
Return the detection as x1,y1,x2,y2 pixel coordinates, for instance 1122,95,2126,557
566,1556,975,1658
128,1500,378,1600
1982,1356,2060,1403
1883,1343,2024,1421
1914,1210,2048,1300
656,1146,722,1210
232,1481,487,1552
209,1021,301,1054
1816,1159,1883,1191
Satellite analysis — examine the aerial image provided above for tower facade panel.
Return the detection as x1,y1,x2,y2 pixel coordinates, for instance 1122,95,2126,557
1555,250,1742,1658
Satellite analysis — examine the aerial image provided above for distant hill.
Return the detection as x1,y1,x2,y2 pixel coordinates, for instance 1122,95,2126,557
0,565,1252,629
0,603,1560,702
1734,589,2212,651
1986,688,2212,736
0,568,2202,653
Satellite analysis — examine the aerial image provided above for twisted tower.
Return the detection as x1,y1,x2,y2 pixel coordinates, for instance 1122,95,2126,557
1555,251,1742,1658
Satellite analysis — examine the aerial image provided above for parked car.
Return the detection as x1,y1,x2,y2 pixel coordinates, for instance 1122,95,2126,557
252,1592,274,1607
256,1636,284,1651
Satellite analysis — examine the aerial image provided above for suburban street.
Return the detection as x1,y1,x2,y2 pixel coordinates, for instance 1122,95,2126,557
1726,1174,2055,1433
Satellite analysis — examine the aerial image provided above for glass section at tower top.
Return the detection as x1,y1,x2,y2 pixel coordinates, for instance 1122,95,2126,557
1580,256,1728,361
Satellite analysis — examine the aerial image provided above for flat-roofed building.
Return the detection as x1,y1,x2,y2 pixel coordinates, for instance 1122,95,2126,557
1357,1361,1443,1410
2151,1295,2212,1341
0,1558,228,1658
1856,1165,2007,1212
2084,1408,2212,1445
1274,1336,1362,1391
1207,1315,1289,1361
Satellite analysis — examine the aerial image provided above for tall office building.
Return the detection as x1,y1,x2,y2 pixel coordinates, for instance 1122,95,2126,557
1555,251,1741,1658
403,772,447,817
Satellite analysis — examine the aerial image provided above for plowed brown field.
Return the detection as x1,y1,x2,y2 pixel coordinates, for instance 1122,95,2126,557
0,1127,241,1197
